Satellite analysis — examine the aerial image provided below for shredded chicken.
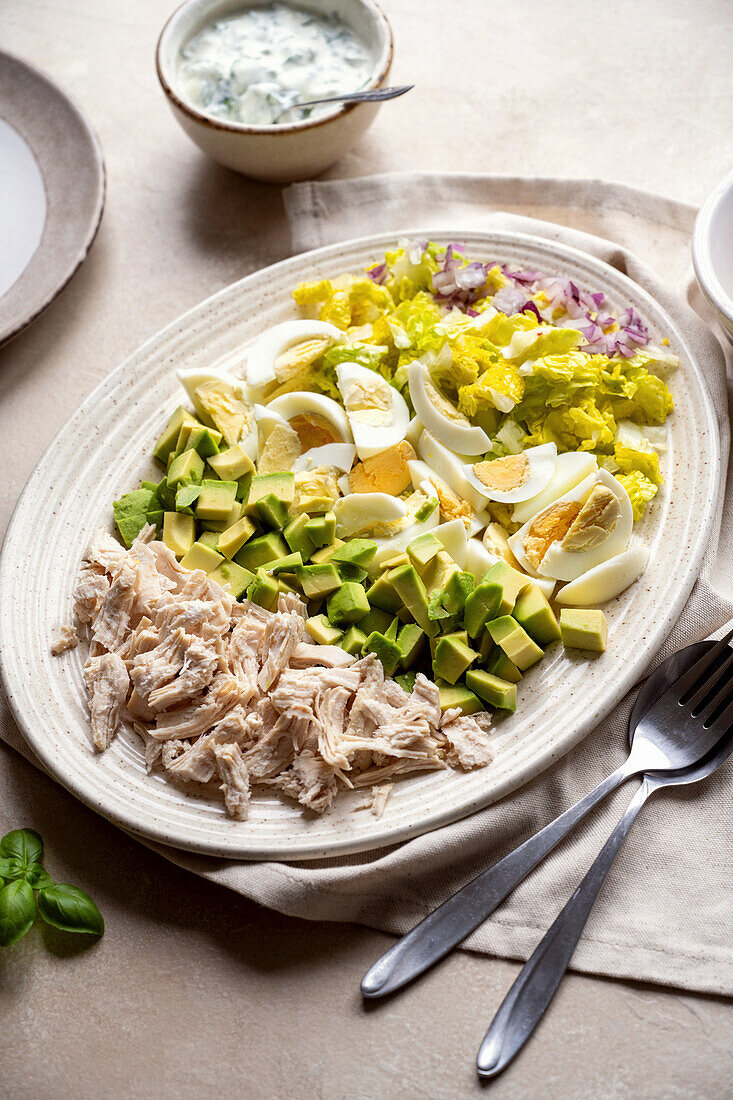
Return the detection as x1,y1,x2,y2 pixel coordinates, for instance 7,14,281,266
68,527,494,818
51,625,79,655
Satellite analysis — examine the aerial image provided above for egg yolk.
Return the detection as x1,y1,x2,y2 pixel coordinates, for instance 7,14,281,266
273,337,334,385
288,413,338,451
473,453,530,493
349,441,415,496
425,376,472,426
561,484,620,552
343,377,392,425
522,501,582,569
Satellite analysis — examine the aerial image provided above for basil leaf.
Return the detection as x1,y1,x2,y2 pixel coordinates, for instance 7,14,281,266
0,857,24,880
37,885,104,936
0,881,36,946
24,866,55,891
0,829,43,866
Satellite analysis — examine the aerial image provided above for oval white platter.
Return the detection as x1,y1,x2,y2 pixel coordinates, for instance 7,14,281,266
0,231,720,860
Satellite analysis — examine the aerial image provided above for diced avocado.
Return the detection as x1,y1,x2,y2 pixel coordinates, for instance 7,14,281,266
306,614,343,646
193,380,250,446
245,473,296,512
172,415,203,457
175,483,202,513
336,562,368,583
234,532,289,571
200,500,242,532
422,551,460,595
486,648,522,683
283,513,315,560
309,538,344,565
484,560,531,615
341,626,368,656
207,443,255,481
395,671,418,693
464,581,503,638
414,496,439,523
514,584,561,645
397,605,415,624
140,480,159,493
362,631,401,676
384,616,400,642
145,507,164,532
163,512,196,557
247,567,279,611
197,530,222,551
304,511,337,549
255,493,291,529
296,563,342,598
208,560,254,599
487,615,544,671
407,532,444,569
184,424,222,458
388,563,439,638
381,553,410,571
358,606,393,636
396,623,425,669
430,629,469,659
436,680,484,716
195,480,238,522
367,573,403,614
330,539,377,568
478,628,495,662
236,472,254,501
441,570,475,616
218,514,257,559
327,581,370,626
113,488,156,548
267,552,303,575
154,406,194,463
560,609,608,653
433,636,480,685
167,448,205,488
180,542,224,573
466,669,517,712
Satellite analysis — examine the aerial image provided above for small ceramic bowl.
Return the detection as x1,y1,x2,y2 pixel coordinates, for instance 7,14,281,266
156,0,393,183
692,169,733,343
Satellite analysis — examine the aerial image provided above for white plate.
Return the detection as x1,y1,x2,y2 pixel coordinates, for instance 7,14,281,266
0,231,720,860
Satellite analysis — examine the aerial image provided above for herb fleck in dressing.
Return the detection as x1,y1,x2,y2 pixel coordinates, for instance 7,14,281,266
178,3,375,126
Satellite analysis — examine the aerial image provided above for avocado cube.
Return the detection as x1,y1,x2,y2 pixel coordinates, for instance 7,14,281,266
358,607,393,637
113,488,156,548
436,680,484,716
486,649,522,683
484,560,531,615
381,553,410,571
388,563,439,638
163,512,196,557
395,672,418,693
175,483,203,513
433,636,480,685
430,629,469,659
185,425,222,458
487,615,544,671
208,560,254,599
246,473,295,512
478,628,495,662
154,406,195,463
172,415,203,458
341,626,368,656
236,471,254,501
514,584,561,645
167,448,205,488
367,573,403,614
309,538,344,564
207,443,255,481
234,532,290,571
466,670,517,713
414,496,439,523
442,570,475,616
197,530,222,551
255,493,291,530
362,631,402,676
335,562,368,583
283,513,315,560
247,568,279,611
407,532,444,569
200,500,242,532
296,563,342,599
267,552,303,575
218,514,257,559
396,623,425,669
327,581,370,626
559,609,608,653
304,512,337,549
180,542,224,573
195,480,238,522
464,581,503,638
306,614,343,646
330,539,377,568
384,616,400,642
422,551,460,596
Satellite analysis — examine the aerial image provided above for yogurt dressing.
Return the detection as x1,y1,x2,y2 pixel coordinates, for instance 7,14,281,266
178,3,375,126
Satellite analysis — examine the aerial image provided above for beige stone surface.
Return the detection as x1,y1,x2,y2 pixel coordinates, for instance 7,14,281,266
1,1,732,1096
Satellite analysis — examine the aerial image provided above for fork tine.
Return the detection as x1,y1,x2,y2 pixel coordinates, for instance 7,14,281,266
699,673,733,727
669,625,733,702
687,648,733,713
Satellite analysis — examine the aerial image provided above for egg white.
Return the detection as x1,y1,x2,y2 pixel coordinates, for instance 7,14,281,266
464,443,557,504
408,360,491,455
292,443,356,473
555,544,649,605
266,391,353,446
333,492,408,538
245,320,343,396
512,452,599,525
336,362,410,460
417,431,488,511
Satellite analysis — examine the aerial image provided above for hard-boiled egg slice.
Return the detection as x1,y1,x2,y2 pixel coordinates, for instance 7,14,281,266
292,443,356,473
408,459,489,534
177,366,257,454
177,365,247,413
512,452,598,525
417,431,487,511
370,505,441,570
336,363,409,460
508,473,598,576
464,443,557,504
408,360,491,455
432,519,470,569
333,493,407,538
464,537,496,581
254,403,289,446
405,415,423,448
265,391,353,449
245,320,343,399
555,544,649,606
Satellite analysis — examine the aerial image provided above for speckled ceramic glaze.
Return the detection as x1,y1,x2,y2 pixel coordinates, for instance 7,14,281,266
0,231,720,860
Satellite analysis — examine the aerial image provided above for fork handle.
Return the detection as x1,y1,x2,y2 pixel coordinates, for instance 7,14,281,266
361,761,632,999
476,778,651,1077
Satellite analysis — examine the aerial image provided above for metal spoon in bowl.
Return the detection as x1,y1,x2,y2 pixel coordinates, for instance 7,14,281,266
361,628,733,1000
295,85,413,110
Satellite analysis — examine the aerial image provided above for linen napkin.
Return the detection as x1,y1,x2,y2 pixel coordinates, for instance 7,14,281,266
2,174,732,996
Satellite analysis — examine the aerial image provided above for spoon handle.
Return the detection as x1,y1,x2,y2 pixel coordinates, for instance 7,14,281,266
476,778,651,1078
297,85,413,109
361,762,631,999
